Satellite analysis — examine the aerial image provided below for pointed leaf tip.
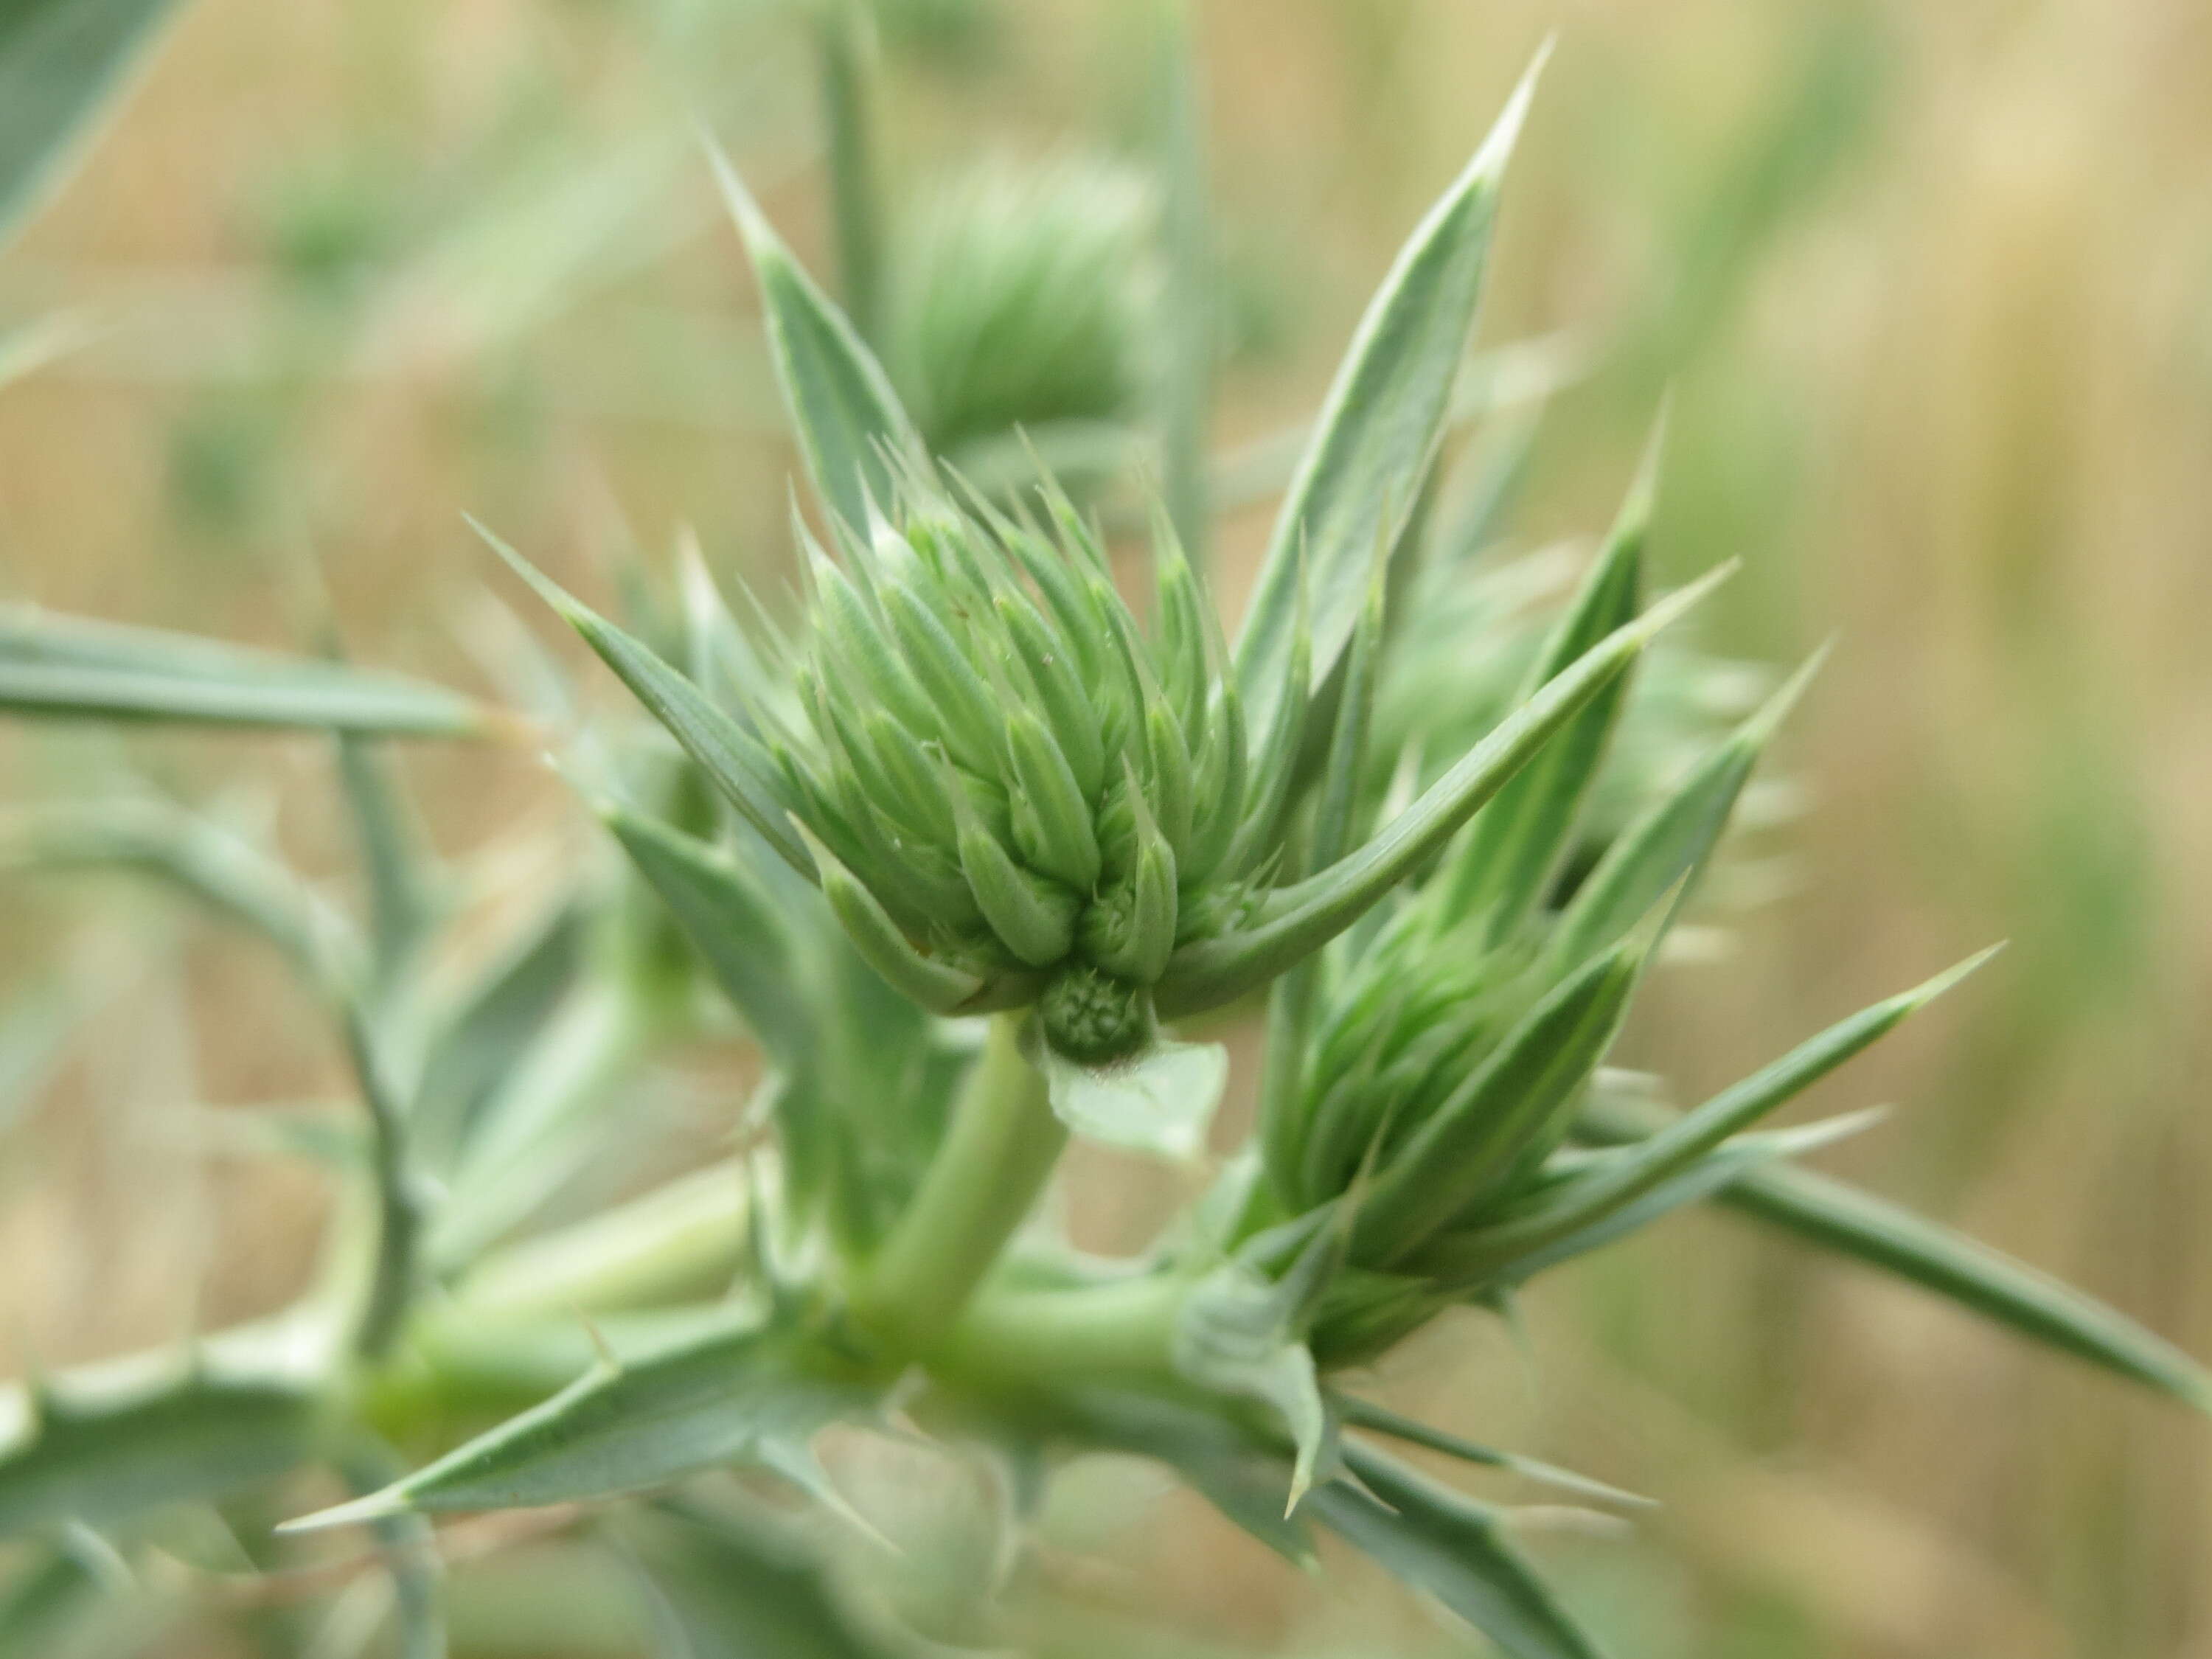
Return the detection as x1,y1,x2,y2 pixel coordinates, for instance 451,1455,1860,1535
1907,942,2005,1009
1472,38,1554,184
699,125,774,253
276,1488,411,1536
470,517,580,625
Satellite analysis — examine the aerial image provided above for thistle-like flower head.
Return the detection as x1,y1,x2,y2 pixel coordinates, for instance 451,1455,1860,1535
745,466,1266,1069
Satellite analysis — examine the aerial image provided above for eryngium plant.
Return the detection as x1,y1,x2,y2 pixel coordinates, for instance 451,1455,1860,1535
5,37,2209,1659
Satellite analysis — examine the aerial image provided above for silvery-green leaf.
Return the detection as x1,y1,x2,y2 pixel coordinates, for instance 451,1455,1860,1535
602,807,813,1066
0,606,496,737
283,1314,878,1527
706,139,927,533
1447,1110,1881,1286
1332,1394,1651,1510
1308,1441,1607,1659
1549,643,1826,970
1234,48,1547,740
411,899,582,1175
0,1361,319,1538
0,0,187,243
1579,1092,2212,1411
813,0,883,348
1433,425,1654,942
1157,564,1729,1017
476,521,811,876
1441,948,2000,1280
1034,1034,1227,1161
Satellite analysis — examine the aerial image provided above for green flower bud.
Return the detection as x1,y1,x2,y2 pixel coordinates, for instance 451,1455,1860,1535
724,467,1284,1067
1039,964,1150,1067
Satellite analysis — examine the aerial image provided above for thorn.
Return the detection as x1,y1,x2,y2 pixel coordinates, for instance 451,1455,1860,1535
570,1306,622,1374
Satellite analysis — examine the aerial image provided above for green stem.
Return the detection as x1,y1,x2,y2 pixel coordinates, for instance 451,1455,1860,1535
344,1001,422,1364
931,1272,1188,1388
850,1014,1067,1356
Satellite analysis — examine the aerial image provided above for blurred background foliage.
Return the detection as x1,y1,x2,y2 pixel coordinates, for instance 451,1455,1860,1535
3,0,2211,1655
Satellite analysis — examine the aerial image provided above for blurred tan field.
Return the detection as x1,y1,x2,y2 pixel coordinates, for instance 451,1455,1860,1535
4,0,2212,1655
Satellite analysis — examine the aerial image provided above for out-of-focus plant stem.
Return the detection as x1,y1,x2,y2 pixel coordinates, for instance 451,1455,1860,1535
849,1014,1066,1356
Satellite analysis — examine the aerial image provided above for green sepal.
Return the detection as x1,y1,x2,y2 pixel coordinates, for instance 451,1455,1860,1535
1003,705,1102,890
877,577,1002,776
1080,761,1180,984
789,820,985,1014
942,754,1079,967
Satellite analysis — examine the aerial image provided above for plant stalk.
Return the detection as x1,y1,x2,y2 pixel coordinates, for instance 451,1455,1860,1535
850,1014,1067,1357
931,1272,1188,1387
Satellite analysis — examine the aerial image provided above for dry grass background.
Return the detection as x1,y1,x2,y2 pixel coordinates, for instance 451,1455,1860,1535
4,0,2211,1654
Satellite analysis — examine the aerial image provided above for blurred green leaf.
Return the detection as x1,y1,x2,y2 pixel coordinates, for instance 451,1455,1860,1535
0,0,187,243
411,898,583,1175
0,606,495,737
0,1363,319,1538
625,1498,889,1659
1234,49,1544,739
336,734,437,995
0,799,348,989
